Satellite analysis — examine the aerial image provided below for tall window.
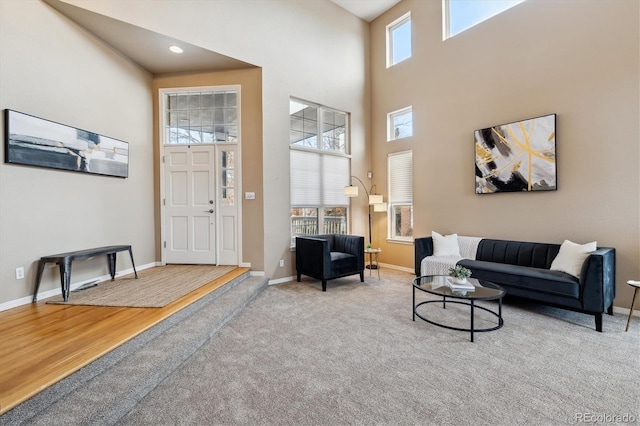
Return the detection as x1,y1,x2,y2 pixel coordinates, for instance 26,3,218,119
443,0,525,39
386,12,412,67
388,151,413,242
290,99,350,246
164,89,238,144
388,106,413,141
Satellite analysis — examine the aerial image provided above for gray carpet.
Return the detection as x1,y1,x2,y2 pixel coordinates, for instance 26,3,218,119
5,269,639,425
122,269,639,425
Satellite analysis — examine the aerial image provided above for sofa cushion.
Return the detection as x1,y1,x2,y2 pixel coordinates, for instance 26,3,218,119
458,259,580,299
432,231,461,256
550,239,597,279
475,239,560,269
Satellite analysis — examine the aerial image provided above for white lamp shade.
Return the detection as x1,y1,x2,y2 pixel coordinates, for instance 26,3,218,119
373,202,387,212
344,185,359,197
369,194,383,205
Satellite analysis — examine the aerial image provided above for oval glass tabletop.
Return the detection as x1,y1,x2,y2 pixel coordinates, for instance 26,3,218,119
413,275,505,300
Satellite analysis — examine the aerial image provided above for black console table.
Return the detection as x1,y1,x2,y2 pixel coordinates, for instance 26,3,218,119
33,245,138,302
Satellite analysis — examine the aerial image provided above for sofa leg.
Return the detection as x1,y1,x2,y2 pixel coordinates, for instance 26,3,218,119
595,313,603,332
297,273,301,282
360,271,364,282
322,280,327,292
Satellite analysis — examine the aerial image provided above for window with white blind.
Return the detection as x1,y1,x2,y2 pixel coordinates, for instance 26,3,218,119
388,150,413,242
290,99,350,246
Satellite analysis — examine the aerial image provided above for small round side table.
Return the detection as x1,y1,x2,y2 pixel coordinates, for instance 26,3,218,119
625,280,640,332
364,248,381,280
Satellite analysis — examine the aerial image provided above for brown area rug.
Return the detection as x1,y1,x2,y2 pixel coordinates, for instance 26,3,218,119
47,265,236,308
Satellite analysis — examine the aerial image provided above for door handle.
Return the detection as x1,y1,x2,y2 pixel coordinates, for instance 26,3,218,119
204,209,214,213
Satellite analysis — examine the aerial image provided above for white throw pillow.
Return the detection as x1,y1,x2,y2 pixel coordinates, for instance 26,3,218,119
432,231,461,257
550,240,597,278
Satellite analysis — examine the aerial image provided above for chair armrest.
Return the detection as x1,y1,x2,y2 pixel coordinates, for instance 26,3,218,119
296,237,332,278
580,247,616,312
414,237,434,276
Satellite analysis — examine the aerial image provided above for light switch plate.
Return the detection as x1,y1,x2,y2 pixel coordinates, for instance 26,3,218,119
245,192,256,200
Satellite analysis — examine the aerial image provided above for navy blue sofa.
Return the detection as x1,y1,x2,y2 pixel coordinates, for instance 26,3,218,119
296,234,365,291
415,237,616,332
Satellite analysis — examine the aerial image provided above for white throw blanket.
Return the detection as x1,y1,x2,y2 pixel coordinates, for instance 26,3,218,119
420,236,483,276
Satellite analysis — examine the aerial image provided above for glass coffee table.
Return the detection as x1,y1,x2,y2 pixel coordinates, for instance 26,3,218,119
413,275,505,342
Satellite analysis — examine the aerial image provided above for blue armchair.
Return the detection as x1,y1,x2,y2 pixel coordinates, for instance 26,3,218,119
296,234,365,291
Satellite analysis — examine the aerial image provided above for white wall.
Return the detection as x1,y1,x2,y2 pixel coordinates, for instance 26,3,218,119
0,0,155,305
0,0,370,307
60,0,371,280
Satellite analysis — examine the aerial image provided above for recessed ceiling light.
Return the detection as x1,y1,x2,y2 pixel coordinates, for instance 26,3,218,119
169,45,184,54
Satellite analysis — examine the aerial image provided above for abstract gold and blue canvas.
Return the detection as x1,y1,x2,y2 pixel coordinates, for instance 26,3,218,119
475,114,556,194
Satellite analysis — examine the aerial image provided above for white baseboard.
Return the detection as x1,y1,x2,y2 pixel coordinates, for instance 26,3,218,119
249,270,265,277
269,276,295,285
0,262,158,312
379,262,414,274
613,305,640,318
239,262,252,268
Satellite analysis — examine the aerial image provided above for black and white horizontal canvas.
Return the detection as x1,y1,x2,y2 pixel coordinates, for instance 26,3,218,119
475,114,556,194
4,109,129,178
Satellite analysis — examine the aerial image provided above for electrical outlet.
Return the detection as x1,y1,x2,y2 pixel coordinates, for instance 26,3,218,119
279,259,284,267
16,267,24,280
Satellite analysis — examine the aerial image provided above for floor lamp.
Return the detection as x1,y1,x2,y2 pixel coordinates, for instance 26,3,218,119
344,175,384,248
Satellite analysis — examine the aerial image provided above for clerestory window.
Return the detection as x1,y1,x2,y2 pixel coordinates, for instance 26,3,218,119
388,106,413,141
386,12,412,67
443,0,525,39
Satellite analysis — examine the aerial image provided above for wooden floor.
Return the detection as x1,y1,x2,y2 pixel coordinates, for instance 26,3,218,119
0,267,249,415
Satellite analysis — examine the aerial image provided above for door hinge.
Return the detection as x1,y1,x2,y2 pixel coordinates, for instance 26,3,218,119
164,241,166,248
163,198,165,206
162,155,165,163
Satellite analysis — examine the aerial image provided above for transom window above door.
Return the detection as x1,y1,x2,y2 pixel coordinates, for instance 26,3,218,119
164,90,238,144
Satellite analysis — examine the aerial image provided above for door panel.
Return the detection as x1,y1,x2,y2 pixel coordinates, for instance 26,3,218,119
164,146,216,264
170,216,188,250
222,216,235,251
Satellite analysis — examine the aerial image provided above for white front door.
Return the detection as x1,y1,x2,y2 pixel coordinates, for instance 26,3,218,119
164,145,216,264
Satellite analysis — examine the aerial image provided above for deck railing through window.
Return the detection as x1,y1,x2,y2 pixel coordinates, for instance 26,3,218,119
323,217,346,234
291,216,346,238
292,217,318,236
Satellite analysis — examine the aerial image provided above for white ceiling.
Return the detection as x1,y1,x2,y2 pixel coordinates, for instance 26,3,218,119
330,0,402,22
43,0,401,76
43,0,256,75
